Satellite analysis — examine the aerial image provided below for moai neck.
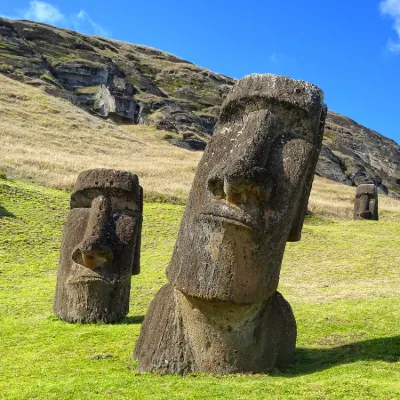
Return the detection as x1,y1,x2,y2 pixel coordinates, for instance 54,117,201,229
176,289,294,373
177,289,265,373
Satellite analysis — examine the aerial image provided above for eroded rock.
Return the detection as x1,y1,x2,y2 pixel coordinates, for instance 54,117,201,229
134,74,327,374
54,168,143,323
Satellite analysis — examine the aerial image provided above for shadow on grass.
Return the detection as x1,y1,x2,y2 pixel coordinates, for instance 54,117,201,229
117,315,145,324
0,204,15,219
284,335,400,376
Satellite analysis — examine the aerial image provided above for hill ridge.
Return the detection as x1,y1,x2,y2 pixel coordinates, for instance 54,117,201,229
0,17,399,197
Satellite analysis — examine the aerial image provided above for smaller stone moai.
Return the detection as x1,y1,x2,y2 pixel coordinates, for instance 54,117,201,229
54,168,143,323
353,184,378,221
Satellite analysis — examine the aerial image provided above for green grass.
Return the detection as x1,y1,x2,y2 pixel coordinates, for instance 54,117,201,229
39,73,63,88
0,177,399,399
74,85,101,95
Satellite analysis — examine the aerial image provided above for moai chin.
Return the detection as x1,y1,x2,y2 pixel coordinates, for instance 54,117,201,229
54,168,143,323
134,74,327,374
353,184,378,221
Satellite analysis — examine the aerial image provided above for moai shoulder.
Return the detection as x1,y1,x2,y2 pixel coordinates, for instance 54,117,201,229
54,168,143,323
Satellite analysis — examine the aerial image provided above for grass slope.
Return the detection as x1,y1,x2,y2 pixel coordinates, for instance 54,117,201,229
1,177,399,399
1,73,400,219
0,74,201,203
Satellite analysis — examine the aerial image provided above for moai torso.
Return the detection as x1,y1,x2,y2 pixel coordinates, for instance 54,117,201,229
134,74,327,374
353,184,378,221
54,168,143,323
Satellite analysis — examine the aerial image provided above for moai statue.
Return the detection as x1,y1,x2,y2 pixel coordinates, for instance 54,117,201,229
54,168,143,323
134,74,327,374
353,184,378,221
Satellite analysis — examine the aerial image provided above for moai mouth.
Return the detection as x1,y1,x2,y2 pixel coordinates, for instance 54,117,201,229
134,74,327,374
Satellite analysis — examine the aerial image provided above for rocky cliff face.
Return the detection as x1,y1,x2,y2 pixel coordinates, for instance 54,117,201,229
1,18,399,197
318,113,400,195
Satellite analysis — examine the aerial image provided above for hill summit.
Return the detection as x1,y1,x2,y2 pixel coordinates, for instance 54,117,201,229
1,18,399,197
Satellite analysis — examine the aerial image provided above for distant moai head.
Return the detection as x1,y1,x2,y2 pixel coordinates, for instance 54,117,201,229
54,168,143,323
167,74,327,304
353,183,378,220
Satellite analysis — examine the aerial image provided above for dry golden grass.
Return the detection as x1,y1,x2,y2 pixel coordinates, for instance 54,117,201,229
0,73,399,218
309,175,400,221
0,74,202,203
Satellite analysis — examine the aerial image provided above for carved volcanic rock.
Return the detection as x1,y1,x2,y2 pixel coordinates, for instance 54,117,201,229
134,73,327,374
54,168,143,323
318,112,400,196
353,184,379,221
1,18,399,197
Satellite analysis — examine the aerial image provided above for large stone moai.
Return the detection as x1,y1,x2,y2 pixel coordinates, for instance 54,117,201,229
54,168,143,323
134,74,327,374
353,184,378,220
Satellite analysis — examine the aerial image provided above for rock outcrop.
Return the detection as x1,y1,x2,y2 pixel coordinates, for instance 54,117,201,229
318,112,400,196
1,18,399,197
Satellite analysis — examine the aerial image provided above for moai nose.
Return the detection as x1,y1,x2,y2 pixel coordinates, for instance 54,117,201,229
75,195,114,269
208,167,272,207
223,176,252,206
80,250,112,269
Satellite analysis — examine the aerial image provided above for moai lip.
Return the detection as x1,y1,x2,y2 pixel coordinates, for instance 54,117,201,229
134,74,327,374
353,184,379,221
54,168,143,323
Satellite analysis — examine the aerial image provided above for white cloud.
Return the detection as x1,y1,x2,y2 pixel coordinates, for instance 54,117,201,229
73,9,108,37
268,53,280,64
268,52,296,67
0,1,109,37
23,1,64,24
380,0,400,52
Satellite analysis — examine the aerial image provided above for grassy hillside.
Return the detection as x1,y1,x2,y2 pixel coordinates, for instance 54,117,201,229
1,25,400,399
0,74,202,203
1,177,399,399
2,18,400,197
1,73,400,220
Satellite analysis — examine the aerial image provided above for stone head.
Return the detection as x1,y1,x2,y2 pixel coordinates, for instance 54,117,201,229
54,168,142,322
167,74,327,304
353,184,378,220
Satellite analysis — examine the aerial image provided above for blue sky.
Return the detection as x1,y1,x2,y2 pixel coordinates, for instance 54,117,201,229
1,1,400,144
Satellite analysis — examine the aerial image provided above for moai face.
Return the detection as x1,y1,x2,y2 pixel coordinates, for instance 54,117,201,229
54,169,142,323
167,74,326,304
353,184,378,220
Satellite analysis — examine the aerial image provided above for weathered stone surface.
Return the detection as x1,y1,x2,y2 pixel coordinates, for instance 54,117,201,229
0,18,50,77
134,74,327,374
353,184,378,220
53,62,109,87
93,84,139,120
54,168,143,323
317,112,399,197
135,284,296,374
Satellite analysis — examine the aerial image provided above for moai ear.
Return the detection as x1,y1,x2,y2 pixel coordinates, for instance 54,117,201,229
287,174,312,242
132,185,143,276
287,105,327,242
